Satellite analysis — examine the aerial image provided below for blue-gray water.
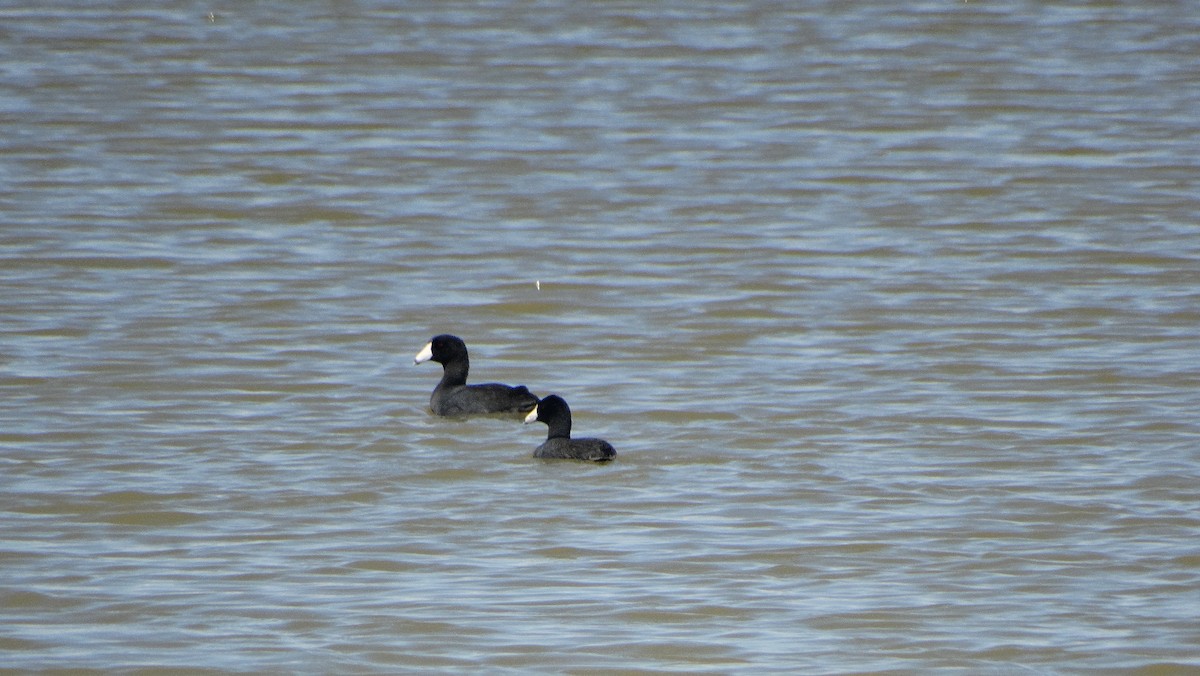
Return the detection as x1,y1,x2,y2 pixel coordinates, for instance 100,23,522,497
3,1,1199,673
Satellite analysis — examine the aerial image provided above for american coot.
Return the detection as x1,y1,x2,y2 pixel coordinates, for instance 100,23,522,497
414,334,538,417
524,395,616,462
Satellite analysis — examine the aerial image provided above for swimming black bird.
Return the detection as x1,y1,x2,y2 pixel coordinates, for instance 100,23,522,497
413,334,537,417
524,395,616,462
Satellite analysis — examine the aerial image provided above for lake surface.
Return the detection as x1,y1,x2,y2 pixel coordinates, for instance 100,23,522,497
3,1,1199,672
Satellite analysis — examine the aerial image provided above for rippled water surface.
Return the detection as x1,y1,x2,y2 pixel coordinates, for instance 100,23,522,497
3,1,1199,672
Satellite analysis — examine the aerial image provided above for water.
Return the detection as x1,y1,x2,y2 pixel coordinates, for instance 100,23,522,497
3,1,1199,672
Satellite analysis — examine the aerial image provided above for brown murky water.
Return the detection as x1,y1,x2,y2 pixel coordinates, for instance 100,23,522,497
3,1,1199,672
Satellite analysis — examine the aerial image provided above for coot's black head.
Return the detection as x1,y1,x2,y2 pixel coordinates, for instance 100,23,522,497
414,334,467,366
524,394,572,432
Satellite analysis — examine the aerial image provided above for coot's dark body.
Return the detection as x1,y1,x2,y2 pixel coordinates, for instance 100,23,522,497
414,334,537,417
524,395,616,462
